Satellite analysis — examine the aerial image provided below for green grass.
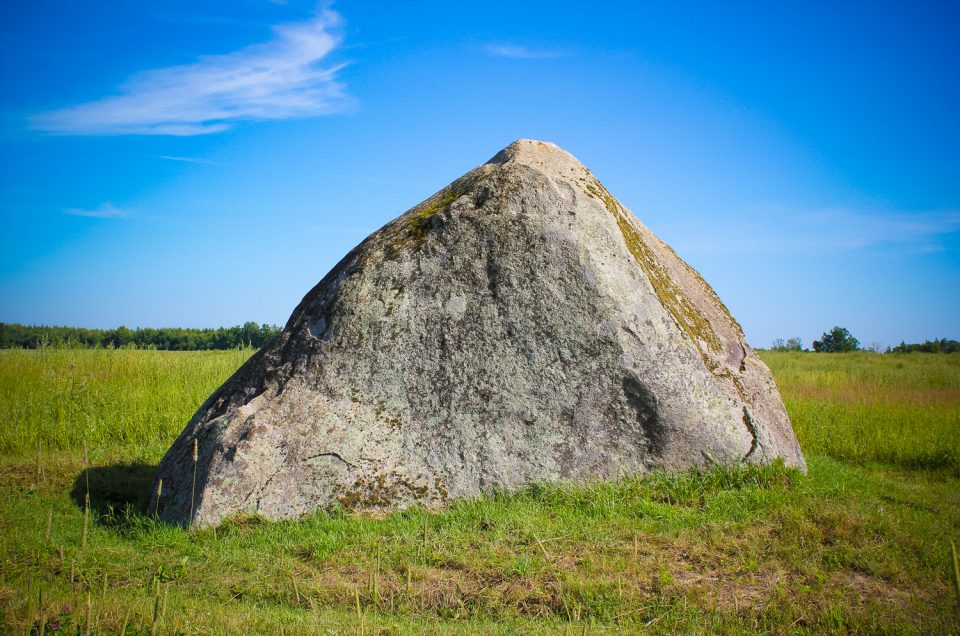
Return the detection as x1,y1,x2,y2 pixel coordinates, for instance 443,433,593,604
1,349,958,634
0,348,250,458
764,351,960,472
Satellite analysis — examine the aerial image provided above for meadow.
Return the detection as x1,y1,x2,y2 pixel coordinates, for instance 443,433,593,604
0,349,958,634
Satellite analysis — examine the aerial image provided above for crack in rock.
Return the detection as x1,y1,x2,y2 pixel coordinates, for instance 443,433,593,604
741,407,761,461
307,451,352,468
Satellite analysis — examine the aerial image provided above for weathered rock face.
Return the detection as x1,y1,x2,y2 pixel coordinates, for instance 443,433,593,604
152,139,806,527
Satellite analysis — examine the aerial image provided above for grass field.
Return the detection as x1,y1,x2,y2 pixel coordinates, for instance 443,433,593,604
1,349,958,634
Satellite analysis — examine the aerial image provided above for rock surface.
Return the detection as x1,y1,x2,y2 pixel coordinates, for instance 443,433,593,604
152,139,806,527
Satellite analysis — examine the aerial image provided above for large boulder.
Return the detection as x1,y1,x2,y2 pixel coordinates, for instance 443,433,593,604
152,139,805,527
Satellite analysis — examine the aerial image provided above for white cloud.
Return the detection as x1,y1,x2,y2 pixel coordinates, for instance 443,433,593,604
64,202,132,218
31,9,349,136
485,43,563,59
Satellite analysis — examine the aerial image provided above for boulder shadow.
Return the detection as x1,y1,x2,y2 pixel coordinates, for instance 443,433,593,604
70,462,158,529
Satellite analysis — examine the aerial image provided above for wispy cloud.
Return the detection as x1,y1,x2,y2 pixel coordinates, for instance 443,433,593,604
661,207,960,256
31,8,350,136
158,155,219,165
64,202,132,218
485,43,563,59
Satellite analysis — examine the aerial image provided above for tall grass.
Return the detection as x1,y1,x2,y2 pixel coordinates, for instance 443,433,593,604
760,351,960,473
3,349,958,474
1,349,958,632
0,348,252,456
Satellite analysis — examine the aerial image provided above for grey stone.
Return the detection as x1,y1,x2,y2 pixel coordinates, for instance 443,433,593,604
152,139,806,527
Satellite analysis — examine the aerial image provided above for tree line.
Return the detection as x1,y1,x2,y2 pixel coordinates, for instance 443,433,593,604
3,320,955,354
889,338,960,354
771,326,959,353
0,322,282,350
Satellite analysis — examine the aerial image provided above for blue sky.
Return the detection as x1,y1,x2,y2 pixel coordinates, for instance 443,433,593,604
1,1,957,349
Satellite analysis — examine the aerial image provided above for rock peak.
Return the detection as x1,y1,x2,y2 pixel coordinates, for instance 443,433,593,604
486,139,587,179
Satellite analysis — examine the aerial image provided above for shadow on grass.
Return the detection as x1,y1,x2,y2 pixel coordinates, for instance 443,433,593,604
884,454,958,475
70,462,158,529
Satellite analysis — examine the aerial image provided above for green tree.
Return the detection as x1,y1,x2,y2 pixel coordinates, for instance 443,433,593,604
115,325,134,347
813,326,859,353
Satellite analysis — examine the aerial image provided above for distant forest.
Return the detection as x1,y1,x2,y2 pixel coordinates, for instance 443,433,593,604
0,322,282,350
2,321,957,354
889,338,960,354
768,336,960,354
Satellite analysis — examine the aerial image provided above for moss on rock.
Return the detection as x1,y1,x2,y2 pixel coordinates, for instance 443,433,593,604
591,179,723,362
